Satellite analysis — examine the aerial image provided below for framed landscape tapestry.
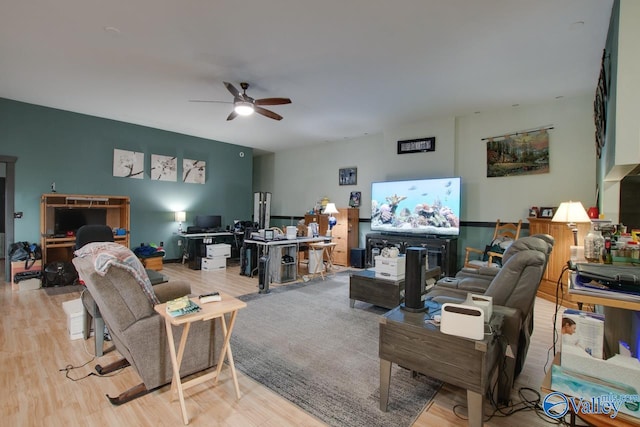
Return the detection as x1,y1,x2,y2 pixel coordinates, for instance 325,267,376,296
486,129,549,178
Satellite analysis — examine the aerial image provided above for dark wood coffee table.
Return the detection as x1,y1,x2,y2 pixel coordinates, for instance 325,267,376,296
349,267,441,309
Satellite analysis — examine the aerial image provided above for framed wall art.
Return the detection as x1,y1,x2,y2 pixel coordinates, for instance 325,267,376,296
183,159,206,184
397,137,435,154
113,148,144,179
339,167,357,186
151,154,177,181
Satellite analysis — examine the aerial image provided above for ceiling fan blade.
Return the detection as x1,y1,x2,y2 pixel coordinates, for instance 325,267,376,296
255,97,292,106
255,106,283,121
226,110,238,121
189,99,232,104
224,81,241,98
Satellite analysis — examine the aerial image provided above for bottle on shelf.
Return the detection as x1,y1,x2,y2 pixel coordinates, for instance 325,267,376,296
584,223,604,263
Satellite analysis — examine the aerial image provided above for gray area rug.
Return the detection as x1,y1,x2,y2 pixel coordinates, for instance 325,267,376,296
231,273,441,427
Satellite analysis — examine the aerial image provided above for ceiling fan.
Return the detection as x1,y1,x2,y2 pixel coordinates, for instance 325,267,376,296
190,82,291,121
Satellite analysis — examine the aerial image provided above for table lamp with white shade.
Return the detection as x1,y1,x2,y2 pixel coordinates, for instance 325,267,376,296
175,211,187,233
551,201,591,245
323,203,339,237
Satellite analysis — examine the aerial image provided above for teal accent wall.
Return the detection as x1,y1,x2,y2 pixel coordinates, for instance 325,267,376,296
0,98,253,260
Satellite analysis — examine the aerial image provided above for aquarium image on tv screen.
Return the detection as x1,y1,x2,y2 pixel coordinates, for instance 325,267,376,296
371,177,461,235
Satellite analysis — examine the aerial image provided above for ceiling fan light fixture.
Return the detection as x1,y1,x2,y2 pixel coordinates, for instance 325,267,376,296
234,101,254,116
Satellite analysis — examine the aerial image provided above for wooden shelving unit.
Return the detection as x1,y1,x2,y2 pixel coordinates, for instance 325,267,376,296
40,193,130,264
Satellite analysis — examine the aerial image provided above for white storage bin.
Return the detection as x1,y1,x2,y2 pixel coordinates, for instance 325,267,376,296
202,256,226,271
206,243,231,259
374,255,406,280
308,248,325,273
62,298,85,340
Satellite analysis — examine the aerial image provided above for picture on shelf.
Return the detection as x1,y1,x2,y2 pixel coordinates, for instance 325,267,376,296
349,191,361,208
540,207,555,218
529,207,539,217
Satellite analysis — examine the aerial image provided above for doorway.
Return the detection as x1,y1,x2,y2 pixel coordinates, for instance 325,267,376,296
1,156,17,282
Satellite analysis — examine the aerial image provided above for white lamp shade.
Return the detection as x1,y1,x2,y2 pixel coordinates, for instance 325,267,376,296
551,201,590,223
175,211,186,222
323,203,339,215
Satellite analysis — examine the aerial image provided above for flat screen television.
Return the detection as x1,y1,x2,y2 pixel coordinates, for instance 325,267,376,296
194,215,222,230
54,208,107,235
371,177,461,235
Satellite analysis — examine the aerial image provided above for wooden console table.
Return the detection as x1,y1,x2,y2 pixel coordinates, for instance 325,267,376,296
379,306,502,427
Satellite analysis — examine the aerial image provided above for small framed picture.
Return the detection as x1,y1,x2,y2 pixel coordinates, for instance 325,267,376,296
349,191,361,208
529,207,539,217
540,207,555,218
339,167,357,186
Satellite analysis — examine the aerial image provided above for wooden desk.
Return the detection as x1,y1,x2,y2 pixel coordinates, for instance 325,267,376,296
541,353,640,427
155,293,247,425
379,306,502,427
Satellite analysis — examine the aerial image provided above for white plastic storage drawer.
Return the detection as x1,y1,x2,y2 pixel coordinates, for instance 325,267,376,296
206,243,231,259
202,257,226,271
374,255,406,279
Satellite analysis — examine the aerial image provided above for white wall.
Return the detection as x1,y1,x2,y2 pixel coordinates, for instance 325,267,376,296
255,94,596,227
456,94,596,221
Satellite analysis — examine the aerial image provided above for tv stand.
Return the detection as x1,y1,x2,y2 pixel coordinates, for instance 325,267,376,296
365,233,457,277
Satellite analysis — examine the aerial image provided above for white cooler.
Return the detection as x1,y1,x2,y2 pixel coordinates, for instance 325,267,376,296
202,257,226,271
62,298,85,340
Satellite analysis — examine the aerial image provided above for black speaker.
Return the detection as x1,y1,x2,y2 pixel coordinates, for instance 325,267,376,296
258,255,270,294
402,247,427,312
350,248,365,268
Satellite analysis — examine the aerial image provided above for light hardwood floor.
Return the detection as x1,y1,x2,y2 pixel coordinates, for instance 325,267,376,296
1,260,566,426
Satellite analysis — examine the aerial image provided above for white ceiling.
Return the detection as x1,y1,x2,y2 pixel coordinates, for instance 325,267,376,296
0,0,613,155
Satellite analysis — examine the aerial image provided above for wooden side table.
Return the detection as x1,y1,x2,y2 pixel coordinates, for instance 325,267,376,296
309,242,338,280
155,293,247,425
379,306,502,427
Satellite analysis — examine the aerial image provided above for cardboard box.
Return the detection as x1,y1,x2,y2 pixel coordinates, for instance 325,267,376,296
11,260,42,291
374,255,406,280
561,309,605,360
206,243,231,259
62,298,85,340
202,256,226,271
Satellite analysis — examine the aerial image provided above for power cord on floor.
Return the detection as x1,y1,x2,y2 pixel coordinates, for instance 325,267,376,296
59,357,125,382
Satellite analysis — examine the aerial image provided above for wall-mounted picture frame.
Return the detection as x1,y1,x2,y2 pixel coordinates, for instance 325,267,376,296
339,167,357,186
349,191,361,208
540,207,555,218
151,154,177,181
397,136,436,154
113,148,144,179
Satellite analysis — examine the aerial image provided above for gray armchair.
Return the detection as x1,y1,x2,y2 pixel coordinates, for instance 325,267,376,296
73,248,220,404
426,245,547,403
435,234,554,294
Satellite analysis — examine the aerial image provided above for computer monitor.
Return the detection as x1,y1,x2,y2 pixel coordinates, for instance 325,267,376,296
194,215,222,230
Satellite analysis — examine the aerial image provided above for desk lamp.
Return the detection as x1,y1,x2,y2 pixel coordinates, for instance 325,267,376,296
551,201,590,245
175,211,186,233
323,203,339,237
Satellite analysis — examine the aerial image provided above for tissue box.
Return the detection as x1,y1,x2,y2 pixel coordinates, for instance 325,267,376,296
62,298,85,340
552,354,640,419
206,243,231,259
374,256,406,280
